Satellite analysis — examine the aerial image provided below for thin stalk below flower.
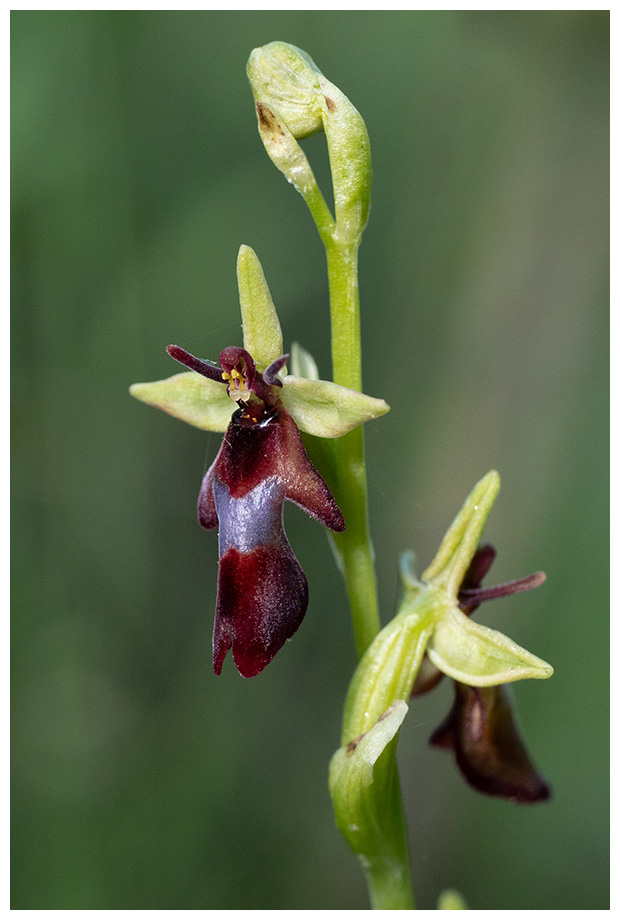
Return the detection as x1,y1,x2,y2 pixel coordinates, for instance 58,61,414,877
325,237,414,909
325,240,380,659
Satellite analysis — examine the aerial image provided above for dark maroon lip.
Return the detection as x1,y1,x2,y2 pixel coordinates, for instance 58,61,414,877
430,681,551,804
414,544,550,802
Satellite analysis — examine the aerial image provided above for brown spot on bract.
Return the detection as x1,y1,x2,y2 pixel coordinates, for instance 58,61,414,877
378,701,400,722
345,732,365,756
324,95,336,112
256,101,273,129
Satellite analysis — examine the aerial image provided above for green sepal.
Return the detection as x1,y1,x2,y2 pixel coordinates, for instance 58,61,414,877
280,374,389,439
427,603,554,686
422,470,500,596
237,245,284,371
129,372,231,432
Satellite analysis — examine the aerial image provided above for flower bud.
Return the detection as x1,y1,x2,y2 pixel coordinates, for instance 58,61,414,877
248,42,372,240
247,42,324,139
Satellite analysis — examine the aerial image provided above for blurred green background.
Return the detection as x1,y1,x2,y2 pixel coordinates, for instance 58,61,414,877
11,10,608,910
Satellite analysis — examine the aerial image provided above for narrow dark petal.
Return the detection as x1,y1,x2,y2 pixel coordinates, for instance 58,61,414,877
460,544,497,593
263,354,289,388
459,571,546,608
166,345,225,382
430,682,551,803
457,544,496,615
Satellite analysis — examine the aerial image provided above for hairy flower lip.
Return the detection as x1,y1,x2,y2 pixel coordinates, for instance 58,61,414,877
430,681,551,804
197,380,344,677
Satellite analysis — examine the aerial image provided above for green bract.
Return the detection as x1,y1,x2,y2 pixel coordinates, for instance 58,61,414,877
129,245,389,438
329,700,411,910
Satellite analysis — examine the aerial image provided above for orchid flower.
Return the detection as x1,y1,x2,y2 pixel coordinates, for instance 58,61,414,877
413,544,550,802
130,245,389,677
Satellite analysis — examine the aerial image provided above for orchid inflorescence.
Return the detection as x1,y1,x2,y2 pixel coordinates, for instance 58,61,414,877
130,41,554,910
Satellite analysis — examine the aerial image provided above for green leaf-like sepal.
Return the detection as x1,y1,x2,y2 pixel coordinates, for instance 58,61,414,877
129,372,231,432
280,374,389,439
237,245,284,370
342,600,436,741
427,604,553,686
422,470,500,596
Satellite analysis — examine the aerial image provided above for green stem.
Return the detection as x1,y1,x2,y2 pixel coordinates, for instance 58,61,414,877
365,749,415,909
324,237,415,910
304,183,336,246
325,243,362,390
367,864,415,910
325,241,380,658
